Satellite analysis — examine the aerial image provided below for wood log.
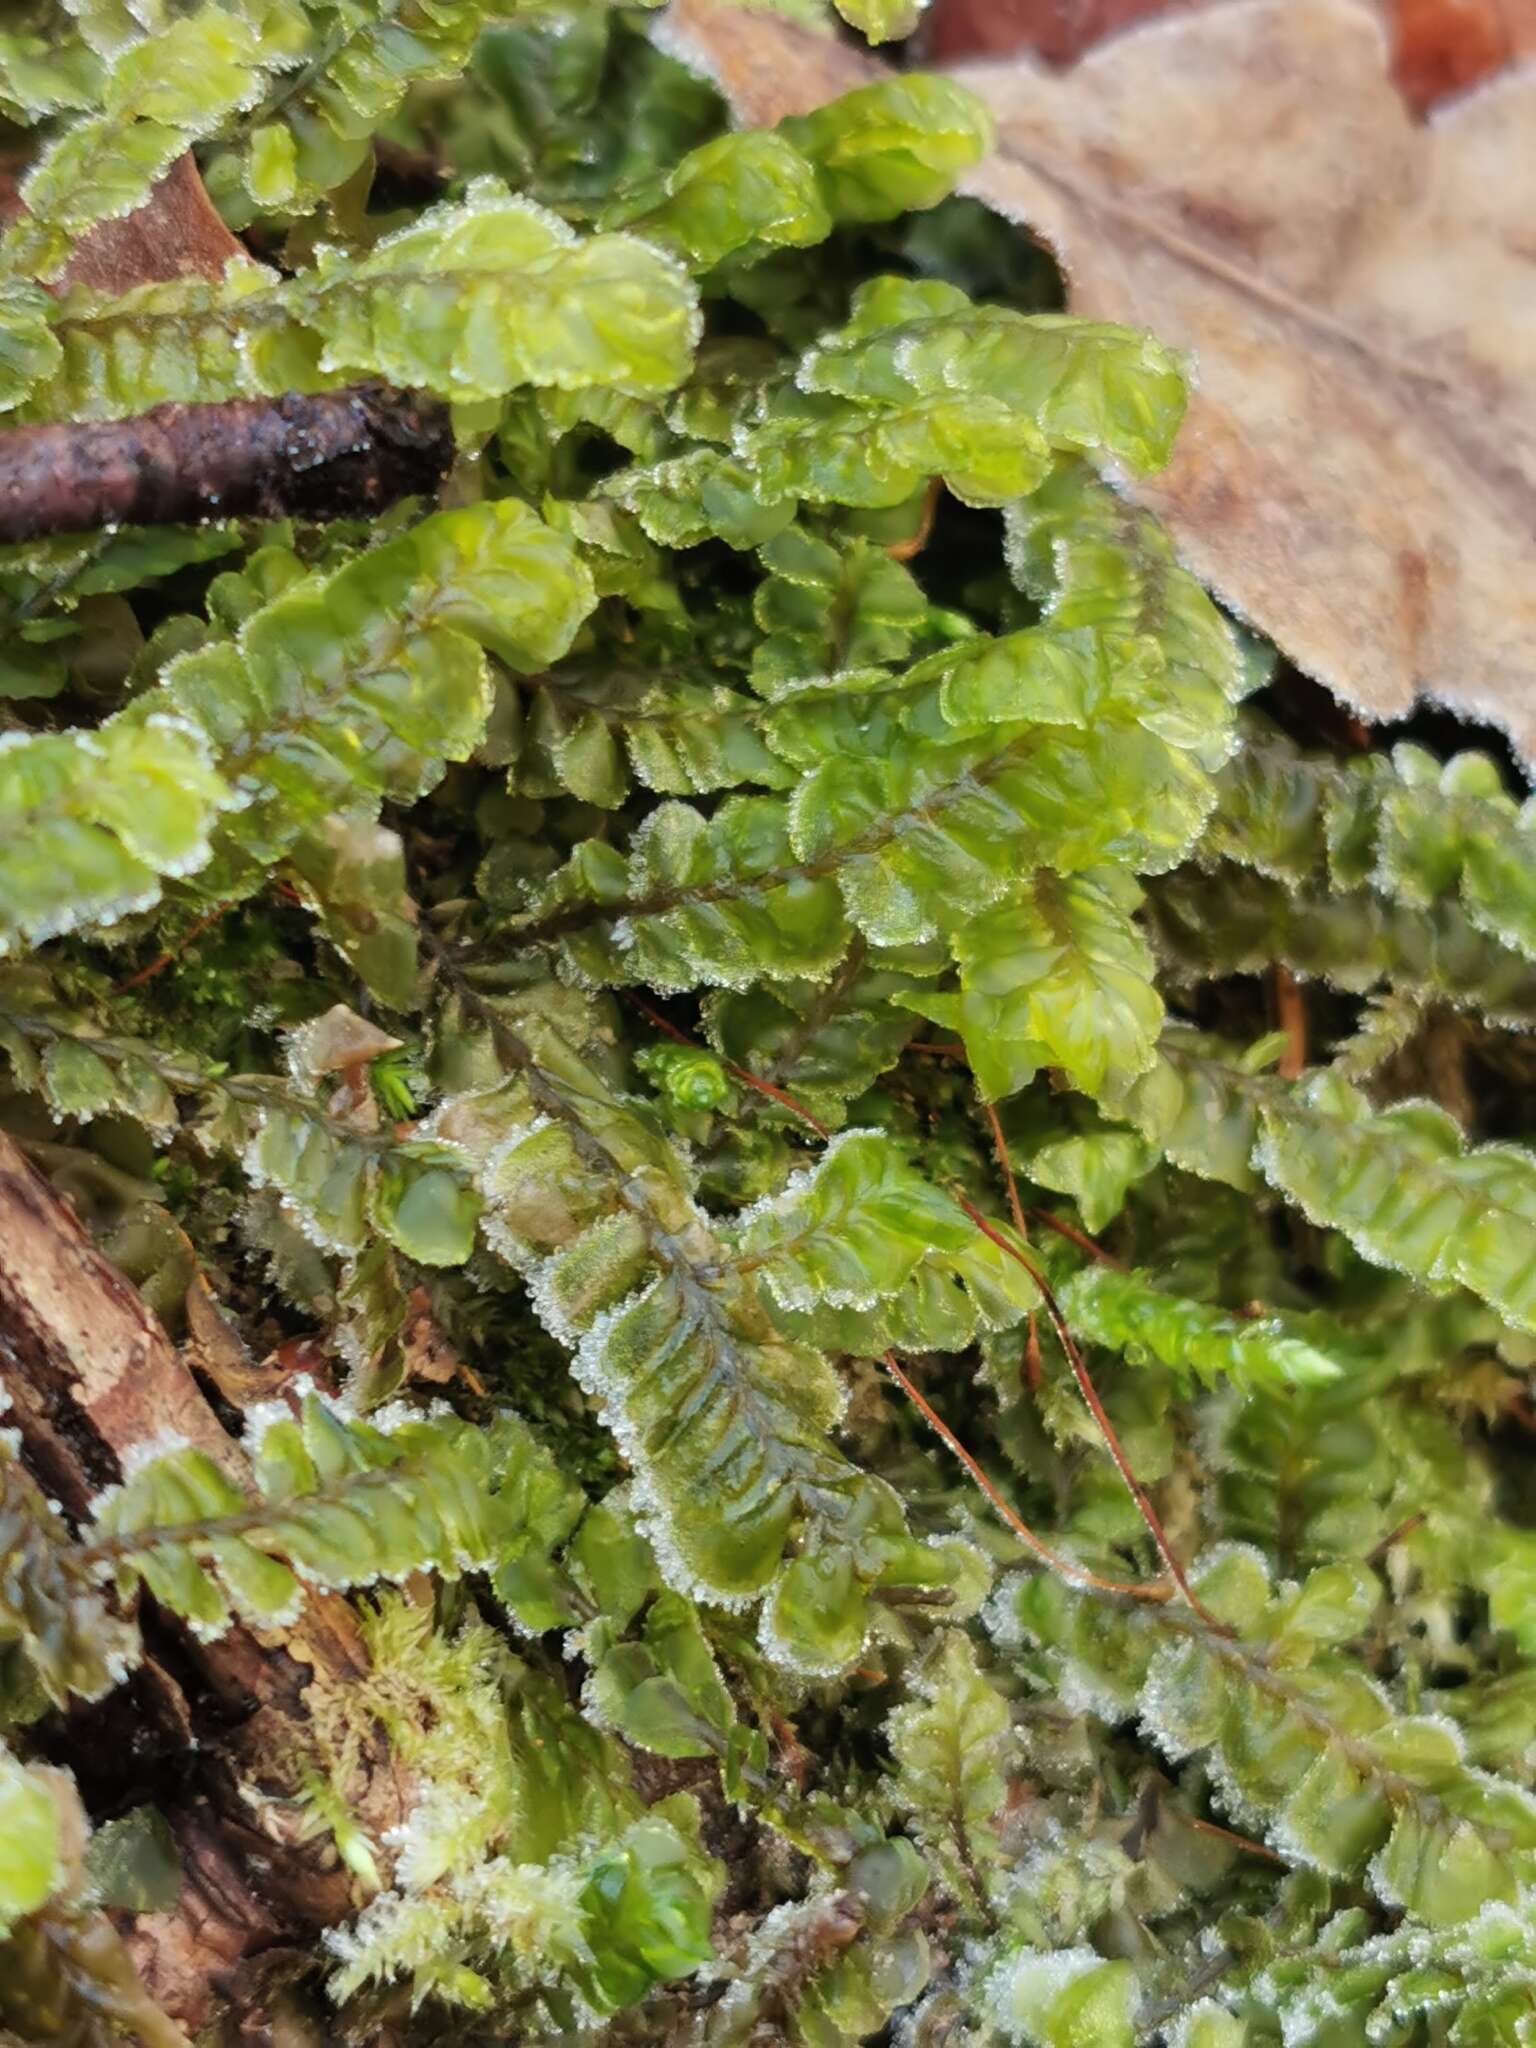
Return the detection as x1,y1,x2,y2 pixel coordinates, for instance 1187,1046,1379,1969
0,1131,406,2031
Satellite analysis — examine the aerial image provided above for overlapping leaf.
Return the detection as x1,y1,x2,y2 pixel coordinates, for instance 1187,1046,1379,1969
732,1128,1038,1350
21,182,699,422
1059,1264,1341,1393
0,499,593,953
911,868,1162,1103
1002,1549,1536,1926
86,1396,573,1642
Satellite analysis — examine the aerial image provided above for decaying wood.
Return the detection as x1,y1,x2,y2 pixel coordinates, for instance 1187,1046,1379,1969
0,1131,409,2032
0,384,453,545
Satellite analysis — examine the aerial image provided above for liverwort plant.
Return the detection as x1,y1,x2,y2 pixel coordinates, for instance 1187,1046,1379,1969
0,3,1534,2044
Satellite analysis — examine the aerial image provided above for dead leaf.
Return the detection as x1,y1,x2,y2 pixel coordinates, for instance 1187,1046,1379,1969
291,1003,402,1078
921,0,1536,111
664,0,1536,759
286,1002,402,1127
58,153,247,293
921,0,1207,66
184,1271,309,1409
262,1332,338,1393
398,1286,484,1394
0,153,245,296
1389,0,1536,110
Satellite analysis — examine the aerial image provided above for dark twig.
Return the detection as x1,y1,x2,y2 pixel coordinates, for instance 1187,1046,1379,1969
0,383,452,543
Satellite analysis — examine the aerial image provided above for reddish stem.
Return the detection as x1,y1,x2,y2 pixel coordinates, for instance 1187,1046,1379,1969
1272,963,1307,1081
980,1098,1050,1397
113,902,234,993
1023,1312,1043,1396
1179,1812,1288,1865
980,1096,1028,1240
1028,1205,1128,1272
884,477,941,564
1365,1512,1429,1564
880,1350,1171,1605
954,1193,1225,1633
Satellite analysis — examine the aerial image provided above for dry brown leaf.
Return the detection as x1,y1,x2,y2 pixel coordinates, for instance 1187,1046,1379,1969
292,1002,403,1077
58,153,246,293
921,0,1209,66
398,1285,485,1393
0,153,246,295
184,1269,305,1408
921,0,1536,111
1390,0,1536,109
663,0,1536,757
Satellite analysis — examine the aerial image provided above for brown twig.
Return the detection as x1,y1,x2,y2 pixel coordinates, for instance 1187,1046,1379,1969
952,1194,1226,1633
0,1130,404,2030
0,384,451,543
880,1350,1172,1604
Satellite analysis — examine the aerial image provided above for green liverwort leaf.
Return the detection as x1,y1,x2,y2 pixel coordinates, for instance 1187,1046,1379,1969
913,869,1163,1102
780,77,993,225
0,500,594,955
990,1949,1136,2048
0,1750,60,1934
833,0,924,42
1059,1265,1342,1392
602,130,830,272
887,1632,1009,1917
570,1813,718,2015
369,1148,484,1268
1255,1072,1536,1331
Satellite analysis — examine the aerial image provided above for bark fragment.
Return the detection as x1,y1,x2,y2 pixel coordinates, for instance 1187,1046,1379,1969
0,1132,408,2032
0,384,453,544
